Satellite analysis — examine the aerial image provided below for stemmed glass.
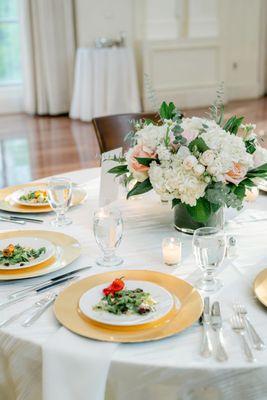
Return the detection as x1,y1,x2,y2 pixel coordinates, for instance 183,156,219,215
93,207,123,267
193,227,226,292
47,178,72,226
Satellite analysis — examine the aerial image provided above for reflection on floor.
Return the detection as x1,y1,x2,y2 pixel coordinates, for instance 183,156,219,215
0,97,267,187
0,114,99,187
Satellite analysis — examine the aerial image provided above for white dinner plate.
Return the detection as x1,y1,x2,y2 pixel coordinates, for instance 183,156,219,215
79,280,177,326
0,237,55,270
12,186,49,207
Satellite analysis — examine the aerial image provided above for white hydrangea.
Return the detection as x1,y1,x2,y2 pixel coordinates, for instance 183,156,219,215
136,124,167,151
181,117,214,132
201,125,254,174
149,157,207,206
157,143,172,161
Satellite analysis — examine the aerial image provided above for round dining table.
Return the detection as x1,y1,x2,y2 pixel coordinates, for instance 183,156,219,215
0,167,267,400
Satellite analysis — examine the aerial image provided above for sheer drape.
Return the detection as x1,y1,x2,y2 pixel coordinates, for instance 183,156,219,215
20,0,76,115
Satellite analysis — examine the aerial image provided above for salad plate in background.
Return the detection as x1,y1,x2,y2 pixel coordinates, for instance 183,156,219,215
0,237,55,270
13,186,49,207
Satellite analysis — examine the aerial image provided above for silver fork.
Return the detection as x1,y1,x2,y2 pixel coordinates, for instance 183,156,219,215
233,302,265,351
231,315,255,362
0,296,51,328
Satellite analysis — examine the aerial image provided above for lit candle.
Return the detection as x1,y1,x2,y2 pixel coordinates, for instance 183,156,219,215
245,187,259,202
162,237,182,266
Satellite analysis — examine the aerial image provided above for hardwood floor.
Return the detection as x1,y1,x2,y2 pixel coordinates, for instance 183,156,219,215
0,97,267,187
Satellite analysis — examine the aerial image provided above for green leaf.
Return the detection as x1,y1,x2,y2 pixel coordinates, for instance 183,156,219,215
232,184,246,200
210,203,221,213
188,137,209,153
172,124,184,134
217,104,225,126
173,136,187,145
144,118,154,125
108,165,128,176
186,197,212,223
223,116,244,134
172,198,181,209
245,139,256,154
135,157,159,167
247,163,267,178
159,101,176,120
127,178,153,199
240,178,256,188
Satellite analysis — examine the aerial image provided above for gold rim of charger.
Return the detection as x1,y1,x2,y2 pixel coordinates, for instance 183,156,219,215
54,270,203,343
254,268,267,307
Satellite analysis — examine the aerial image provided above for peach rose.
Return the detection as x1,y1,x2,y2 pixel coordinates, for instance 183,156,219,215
128,145,157,173
225,162,247,185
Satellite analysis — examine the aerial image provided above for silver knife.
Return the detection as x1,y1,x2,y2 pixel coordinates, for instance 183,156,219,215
7,266,92,300
0,216,25,225
0,275,76,309
21,293,57,327
200,297,213,357
9,216,44,224
211,301,228,362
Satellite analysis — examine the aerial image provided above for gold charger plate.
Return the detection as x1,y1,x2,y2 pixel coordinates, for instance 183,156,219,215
0,182,87,214
54,270,203,343
254,269,267,307
0,230,81,280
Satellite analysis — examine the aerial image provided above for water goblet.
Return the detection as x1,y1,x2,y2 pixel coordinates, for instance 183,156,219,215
193,227,226,292
47,177,72,226
93,207,123,267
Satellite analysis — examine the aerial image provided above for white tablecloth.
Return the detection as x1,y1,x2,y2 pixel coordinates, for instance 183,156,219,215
70,47,141,121
0,167,267,400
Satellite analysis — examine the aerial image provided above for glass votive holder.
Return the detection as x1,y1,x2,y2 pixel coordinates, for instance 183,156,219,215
162,237,182,266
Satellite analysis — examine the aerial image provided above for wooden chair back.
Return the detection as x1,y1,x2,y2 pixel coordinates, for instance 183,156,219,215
92,112,159,153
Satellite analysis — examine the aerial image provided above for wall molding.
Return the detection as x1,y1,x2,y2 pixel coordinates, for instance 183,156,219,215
142,38,224,110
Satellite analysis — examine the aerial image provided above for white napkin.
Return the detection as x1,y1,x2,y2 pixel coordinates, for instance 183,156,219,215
99,148,122,207
42,327,118,400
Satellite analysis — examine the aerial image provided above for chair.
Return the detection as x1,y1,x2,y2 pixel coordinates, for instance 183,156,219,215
92,112,159,153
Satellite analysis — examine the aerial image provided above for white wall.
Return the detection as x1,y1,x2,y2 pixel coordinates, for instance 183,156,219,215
140,0,266,109
221,0,266,100
3,0,264,114
0,86,23,114
74,0,134,47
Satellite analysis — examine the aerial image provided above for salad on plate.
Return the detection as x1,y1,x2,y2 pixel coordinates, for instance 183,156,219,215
19,190,49,205
0,243,46,267
93,277,157,316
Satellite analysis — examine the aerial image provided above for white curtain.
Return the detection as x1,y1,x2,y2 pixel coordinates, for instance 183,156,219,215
19,0,76,115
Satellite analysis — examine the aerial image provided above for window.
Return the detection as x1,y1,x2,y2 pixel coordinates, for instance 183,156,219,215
0,0,22,85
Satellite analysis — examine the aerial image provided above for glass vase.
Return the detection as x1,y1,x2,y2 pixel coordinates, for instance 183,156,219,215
174,203,224,235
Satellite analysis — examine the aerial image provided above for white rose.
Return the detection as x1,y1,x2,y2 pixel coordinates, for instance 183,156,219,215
132,170,148,182
193,163,205,176
177,145,191,160
199,150,215,166
183,155,198,170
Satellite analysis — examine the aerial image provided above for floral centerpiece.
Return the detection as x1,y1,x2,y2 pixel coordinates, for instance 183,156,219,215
109,98,267,232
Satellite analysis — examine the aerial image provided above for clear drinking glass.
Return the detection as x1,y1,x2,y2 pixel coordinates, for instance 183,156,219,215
47,178,72,226
193,227,226,292
93,207,123,267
